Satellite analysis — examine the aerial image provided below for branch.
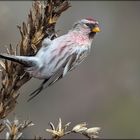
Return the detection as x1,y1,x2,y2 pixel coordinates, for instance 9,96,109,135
3,118,100,139
0,0,70,121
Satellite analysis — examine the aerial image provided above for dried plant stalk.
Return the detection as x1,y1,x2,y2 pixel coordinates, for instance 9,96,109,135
46,118,101,139
2,118,100,139
4,117,34,139
0,0,70,120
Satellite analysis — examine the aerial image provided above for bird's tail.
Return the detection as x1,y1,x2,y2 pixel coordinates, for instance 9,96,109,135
0,54,37,67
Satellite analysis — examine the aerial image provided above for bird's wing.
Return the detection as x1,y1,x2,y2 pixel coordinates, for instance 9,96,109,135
46,52,77,86
62,53,77,77
35,37,52,56
27,53,77,101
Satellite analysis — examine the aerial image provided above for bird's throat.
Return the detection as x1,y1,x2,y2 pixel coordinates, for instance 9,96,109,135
70,31,90,45
89,32,96,39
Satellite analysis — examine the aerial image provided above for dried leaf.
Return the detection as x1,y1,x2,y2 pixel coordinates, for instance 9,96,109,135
0,0,71,121
0,60,6,70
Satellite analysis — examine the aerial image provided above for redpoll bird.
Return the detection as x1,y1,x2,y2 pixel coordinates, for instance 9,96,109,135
0,18,100,101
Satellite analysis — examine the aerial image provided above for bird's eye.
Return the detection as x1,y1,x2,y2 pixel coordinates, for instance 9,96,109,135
85,23,94,29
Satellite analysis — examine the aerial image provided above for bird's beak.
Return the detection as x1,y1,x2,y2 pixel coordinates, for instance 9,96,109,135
92,26,100,32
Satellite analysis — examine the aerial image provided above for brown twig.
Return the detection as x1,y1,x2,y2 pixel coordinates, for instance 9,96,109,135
0,0,70,125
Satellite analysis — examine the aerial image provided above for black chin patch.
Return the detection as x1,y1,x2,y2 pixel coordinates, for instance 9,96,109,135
89,32,96,39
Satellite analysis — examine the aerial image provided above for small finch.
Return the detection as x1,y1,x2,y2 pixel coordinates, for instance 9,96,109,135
0,18,100,101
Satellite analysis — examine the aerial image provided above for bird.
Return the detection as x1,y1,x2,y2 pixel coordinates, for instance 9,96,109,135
0,18,100,101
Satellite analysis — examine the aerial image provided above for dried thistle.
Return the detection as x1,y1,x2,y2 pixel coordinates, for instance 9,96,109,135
72,122,101,139
46,118,71,139
83,127,101,139
4,117,34,140
46,118,101,139
72,122,88,132
0,0,70,119
1,118,101,139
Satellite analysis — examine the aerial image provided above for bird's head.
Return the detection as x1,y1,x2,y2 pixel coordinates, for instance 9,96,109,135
72,17,100,38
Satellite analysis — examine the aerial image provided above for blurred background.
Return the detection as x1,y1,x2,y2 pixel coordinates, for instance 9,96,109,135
0,1,140,139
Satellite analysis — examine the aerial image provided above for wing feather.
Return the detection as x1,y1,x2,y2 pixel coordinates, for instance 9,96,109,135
27,53,77,101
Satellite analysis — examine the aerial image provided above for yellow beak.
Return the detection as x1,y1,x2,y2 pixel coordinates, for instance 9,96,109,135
92,26,101,32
